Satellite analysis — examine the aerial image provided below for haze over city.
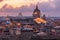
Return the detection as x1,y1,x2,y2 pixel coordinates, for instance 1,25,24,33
0,0,60,17
0,0,60,40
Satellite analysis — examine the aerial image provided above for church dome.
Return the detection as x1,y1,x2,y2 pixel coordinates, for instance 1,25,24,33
33,5,41,18
33,5,40,13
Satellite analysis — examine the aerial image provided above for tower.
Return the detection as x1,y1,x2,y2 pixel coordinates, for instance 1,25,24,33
33,5,41,19
33,5,47,24
18,12,23,17
42,14,46,20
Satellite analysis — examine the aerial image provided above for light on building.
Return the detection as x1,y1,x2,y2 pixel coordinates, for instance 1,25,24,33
34,18,46,24
34,12,37,14
17,23,21,26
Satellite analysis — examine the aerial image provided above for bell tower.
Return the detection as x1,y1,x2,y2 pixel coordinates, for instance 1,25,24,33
33,5,41,19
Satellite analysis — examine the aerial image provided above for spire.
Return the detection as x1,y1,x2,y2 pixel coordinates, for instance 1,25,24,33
36,5,38,9
33,5,40,12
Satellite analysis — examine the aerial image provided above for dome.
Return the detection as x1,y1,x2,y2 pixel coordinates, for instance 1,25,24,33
33,5,41,18
33,5,40,13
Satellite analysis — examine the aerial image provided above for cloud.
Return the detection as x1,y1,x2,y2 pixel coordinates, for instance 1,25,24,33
0,0,60,17
0,0,54,8
0,0,3,2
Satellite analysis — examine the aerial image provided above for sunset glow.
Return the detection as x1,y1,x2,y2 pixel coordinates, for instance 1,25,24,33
0,0,59,17
0,0,54,8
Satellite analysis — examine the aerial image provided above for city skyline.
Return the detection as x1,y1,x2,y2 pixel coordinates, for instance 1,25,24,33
0,0,60,17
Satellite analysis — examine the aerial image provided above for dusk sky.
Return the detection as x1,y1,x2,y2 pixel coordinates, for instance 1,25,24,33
0,0,60,17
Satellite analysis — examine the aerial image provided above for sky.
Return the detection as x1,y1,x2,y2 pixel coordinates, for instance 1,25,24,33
0,0,60,17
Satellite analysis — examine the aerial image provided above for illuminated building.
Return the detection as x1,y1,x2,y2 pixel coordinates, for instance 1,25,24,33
33,5,41,18
33,5,46,24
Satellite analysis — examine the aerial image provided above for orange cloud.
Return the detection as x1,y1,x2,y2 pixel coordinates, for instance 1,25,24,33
0,0,54,8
